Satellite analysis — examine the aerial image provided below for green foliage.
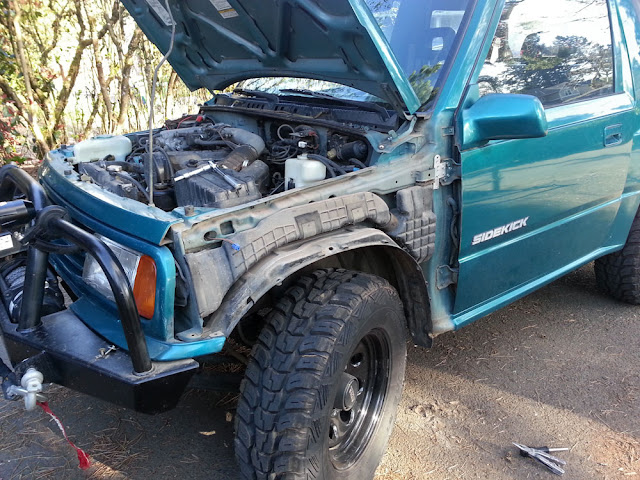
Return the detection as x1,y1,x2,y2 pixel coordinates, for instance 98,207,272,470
408,64,441,104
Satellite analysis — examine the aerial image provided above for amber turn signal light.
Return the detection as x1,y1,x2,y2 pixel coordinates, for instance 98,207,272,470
133,255,157,319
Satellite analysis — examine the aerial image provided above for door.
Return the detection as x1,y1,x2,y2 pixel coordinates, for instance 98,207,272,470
454,0,635,316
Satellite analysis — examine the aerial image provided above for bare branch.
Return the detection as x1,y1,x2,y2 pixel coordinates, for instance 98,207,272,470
116,28,144,128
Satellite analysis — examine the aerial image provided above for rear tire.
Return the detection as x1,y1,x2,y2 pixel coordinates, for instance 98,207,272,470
595,209,640,304
234,269,407,480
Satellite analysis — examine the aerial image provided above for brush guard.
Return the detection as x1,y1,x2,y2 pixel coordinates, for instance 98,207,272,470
0,165,197,413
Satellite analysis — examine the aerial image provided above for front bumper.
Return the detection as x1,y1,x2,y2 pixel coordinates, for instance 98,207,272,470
1,304,197,414
0,164,198,413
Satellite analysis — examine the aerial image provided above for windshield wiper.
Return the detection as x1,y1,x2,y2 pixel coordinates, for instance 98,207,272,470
280,88,390,120
233,89,280,105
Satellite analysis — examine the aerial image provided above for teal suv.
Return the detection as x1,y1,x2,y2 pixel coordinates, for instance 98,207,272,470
1,0,639,478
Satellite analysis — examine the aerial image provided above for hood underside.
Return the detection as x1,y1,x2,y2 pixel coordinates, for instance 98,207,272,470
120,0,421,113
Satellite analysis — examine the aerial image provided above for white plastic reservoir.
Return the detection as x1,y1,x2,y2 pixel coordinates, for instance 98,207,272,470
285,154,327,190
73,135,132,164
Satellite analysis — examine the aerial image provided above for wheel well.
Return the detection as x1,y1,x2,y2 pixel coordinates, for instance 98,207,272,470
233,245,433,348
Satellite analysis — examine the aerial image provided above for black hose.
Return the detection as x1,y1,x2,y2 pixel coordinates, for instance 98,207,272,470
192,139,232,148
308,157,336,178
114,172,152,203
348,158,368,170
307,154,347,176
152,145,175,178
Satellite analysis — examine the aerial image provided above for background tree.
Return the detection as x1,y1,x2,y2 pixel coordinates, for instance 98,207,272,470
0,0,208,162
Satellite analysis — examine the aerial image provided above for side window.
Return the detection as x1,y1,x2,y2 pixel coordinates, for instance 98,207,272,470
478,0,614,108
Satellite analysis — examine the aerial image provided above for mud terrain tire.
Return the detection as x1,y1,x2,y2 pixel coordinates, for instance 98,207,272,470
595,209,640,304
234,269,407,479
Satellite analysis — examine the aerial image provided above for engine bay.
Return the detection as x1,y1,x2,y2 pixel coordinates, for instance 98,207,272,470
73,111,373,212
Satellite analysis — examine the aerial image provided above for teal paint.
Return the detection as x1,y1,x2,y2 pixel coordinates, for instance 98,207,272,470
70,298,225,361
41,156,181,245
452,0,640,318
460,94,548,150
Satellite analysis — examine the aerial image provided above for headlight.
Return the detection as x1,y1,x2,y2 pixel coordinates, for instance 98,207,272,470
82,236,157,319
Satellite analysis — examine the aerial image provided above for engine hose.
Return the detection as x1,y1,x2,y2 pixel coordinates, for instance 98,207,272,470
306,156,337,178
113,172,152,203
191,139,231,148
152,145,175,178
307,154,348,176
219,127,266,171
101,160,144,174
221,145,262,172
348,158,368,169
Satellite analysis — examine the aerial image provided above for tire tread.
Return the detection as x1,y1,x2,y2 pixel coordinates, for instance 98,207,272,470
595,209,640,304
234,269,402,479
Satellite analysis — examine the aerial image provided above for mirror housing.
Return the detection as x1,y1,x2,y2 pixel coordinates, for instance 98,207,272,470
460,93,548,150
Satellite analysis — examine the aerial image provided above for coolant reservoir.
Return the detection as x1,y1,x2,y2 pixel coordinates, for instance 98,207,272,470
73,135,132,164
284,154,327,190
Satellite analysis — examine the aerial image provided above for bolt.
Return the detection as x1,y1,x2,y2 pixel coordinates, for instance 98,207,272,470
64,169,73,176
378,144,385,150
184,205,195,216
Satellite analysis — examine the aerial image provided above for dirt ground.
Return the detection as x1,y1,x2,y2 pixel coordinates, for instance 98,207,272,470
0,263,638,479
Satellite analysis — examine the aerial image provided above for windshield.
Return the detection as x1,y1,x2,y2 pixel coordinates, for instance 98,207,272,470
238,0,473,109
372,0,472,103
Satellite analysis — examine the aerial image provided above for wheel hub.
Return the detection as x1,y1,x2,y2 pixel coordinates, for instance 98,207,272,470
334,373,359,411
328,330,392,469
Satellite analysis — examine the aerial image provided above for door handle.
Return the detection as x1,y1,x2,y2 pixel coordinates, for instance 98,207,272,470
604,124,623,147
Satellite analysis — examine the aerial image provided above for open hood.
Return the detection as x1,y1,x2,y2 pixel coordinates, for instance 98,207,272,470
120,0,421,114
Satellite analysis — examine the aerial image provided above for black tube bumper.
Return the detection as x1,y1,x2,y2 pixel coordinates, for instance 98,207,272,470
0,305,198,414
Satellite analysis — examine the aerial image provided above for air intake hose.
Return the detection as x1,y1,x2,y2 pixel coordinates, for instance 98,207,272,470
219,127,266,171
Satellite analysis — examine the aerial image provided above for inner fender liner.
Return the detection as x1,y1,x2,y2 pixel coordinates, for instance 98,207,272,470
185,192,393,318
202,227,432,347
387,185,437,264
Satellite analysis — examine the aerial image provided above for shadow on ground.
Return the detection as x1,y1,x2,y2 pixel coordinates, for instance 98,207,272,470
1,264,638,479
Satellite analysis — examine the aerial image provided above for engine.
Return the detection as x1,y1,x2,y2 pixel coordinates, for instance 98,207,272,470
73,115,371,212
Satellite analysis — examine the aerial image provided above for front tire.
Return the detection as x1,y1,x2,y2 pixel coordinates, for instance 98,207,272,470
235,269,407,479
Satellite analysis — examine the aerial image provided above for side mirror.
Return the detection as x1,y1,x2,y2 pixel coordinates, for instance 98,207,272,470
460,93,548,150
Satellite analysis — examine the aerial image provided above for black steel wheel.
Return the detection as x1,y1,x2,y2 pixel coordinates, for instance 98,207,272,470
235,269,407,480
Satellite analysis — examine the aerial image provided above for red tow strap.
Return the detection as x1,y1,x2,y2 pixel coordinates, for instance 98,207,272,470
37,401,91,470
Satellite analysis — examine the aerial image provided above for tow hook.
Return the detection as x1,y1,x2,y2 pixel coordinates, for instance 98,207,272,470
4,368,47,411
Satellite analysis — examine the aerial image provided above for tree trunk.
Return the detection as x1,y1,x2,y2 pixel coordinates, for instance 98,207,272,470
8,0,49,156
116,29,144,130
164,70,178,119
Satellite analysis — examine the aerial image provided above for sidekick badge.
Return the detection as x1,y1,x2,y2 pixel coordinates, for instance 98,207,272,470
472,217,530,246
